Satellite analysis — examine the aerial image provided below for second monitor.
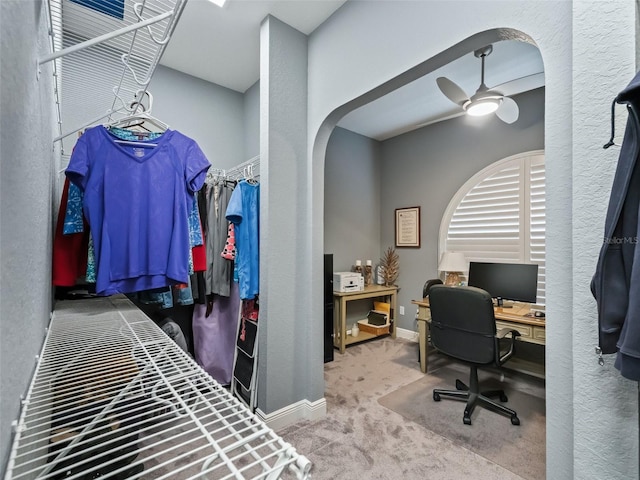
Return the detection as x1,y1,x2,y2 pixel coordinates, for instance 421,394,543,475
467,261,539,307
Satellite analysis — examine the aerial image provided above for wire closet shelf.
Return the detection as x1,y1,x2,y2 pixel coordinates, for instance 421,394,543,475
43,0,187,151
5,297,311,480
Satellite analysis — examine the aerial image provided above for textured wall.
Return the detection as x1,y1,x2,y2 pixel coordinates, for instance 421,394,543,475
259,16,323,412
0,0,56,471
572,1,638,478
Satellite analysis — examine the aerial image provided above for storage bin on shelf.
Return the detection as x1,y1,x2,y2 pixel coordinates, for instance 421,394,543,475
357,319,390,336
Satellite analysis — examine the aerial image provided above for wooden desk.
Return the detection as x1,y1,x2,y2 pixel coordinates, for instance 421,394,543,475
334,285,398,353
412,298,545,377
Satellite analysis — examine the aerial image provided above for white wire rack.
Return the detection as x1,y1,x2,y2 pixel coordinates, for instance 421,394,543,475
4,296,312,480
42,0,187,152
207,156,261,184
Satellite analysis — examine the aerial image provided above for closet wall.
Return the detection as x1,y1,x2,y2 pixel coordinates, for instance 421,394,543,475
149,65,245,167
60,63,248,169
0,0,57,467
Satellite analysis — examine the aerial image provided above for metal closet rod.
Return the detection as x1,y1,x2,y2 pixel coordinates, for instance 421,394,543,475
208,156,260,181
38,10,173,65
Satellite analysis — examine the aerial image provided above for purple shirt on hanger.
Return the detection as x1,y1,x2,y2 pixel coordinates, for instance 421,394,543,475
66,125,210,295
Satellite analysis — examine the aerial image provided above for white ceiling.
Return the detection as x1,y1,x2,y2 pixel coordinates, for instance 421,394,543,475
161,0,347,92
161,0,544,141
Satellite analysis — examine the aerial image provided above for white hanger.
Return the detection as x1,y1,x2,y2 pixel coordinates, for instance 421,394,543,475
106,90,169,145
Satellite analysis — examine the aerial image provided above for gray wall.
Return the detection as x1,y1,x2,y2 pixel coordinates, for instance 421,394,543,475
243,80,260,160
306,1,634,478
2,1,638,478
324,89,544,332
324,127,382,272
59,63,246,169
149,65,245,169
0,0,57,470
259,16,324,412
380,87,544,331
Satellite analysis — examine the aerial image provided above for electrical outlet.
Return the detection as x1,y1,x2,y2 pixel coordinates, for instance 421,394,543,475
399,305,405,315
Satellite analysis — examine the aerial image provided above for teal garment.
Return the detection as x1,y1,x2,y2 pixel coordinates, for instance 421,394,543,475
188,195,204,247
63,182,84,234
226,180,260,300
86,233,96,283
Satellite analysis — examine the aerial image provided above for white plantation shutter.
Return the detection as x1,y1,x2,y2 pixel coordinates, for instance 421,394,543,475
529,157,546,305
439,151,545,305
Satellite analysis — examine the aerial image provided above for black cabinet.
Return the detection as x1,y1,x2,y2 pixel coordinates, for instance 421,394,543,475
324,254,334,363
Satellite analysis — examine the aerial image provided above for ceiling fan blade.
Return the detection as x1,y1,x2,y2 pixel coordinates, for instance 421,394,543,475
496,96,519,124
436,77,469,106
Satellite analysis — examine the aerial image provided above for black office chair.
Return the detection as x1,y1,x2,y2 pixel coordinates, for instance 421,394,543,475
428,285,521,426
418,279,443,362
423,278,443,299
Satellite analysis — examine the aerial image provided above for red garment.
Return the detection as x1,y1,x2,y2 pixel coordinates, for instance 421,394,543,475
192,218,207,272
52,178,89,286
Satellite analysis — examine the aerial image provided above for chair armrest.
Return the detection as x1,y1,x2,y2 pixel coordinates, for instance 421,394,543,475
495,329,520,365
496,328,521,339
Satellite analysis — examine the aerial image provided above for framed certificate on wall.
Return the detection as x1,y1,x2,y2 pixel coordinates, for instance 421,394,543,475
395,206,420,248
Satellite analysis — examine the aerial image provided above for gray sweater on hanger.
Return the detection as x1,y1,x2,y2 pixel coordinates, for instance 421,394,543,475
205,181,234,297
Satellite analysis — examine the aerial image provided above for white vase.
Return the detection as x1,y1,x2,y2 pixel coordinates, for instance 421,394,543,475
351,323,360,337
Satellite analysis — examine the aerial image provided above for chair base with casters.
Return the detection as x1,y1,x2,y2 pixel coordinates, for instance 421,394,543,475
427,285,522,427
433,364,520,425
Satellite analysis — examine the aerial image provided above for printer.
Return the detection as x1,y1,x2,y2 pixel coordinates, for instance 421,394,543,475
333,272,364,293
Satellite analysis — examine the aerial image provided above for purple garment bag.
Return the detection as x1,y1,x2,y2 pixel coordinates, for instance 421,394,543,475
193,282,240,385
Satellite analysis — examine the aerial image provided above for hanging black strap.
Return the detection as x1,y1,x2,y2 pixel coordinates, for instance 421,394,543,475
603,98,617,149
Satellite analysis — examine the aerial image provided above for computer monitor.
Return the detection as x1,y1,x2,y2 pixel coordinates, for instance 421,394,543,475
467,262,539,307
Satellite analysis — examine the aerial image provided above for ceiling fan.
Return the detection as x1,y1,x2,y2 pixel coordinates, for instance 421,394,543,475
436,44,520,124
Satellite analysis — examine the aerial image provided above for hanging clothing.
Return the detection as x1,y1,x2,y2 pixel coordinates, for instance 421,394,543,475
52,177,89,286
592,69,640,380
65,125,210,295
63,182,84,235
226,180,260,300
205,181,235,297
192,282,240,386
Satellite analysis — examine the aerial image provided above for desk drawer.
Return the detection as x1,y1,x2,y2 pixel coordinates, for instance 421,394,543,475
496,320,532,340
533,326,545,342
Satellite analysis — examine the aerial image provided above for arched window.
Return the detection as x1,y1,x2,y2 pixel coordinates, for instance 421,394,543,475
439,151,545,305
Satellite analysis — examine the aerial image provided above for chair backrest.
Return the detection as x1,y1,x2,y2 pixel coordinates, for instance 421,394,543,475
429,285,497,365
422,278,443,298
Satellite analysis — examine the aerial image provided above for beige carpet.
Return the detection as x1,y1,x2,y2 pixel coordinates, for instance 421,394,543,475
378,361,546,480
278,338,542,479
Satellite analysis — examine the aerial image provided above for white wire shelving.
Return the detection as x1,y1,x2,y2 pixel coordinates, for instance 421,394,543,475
4,296,312,480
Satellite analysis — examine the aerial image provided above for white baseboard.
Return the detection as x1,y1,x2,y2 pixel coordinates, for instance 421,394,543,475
256,397,327,431
395,326,419,342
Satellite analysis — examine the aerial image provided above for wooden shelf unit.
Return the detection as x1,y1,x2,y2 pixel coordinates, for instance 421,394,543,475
333,285,398,353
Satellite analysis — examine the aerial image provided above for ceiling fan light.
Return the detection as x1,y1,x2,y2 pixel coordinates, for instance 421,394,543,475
466,98,501,116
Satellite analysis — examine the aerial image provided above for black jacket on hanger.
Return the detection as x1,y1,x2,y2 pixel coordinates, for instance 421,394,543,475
592,69,640,380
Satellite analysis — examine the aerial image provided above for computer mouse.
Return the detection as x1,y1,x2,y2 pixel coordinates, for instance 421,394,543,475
534,310,545,318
